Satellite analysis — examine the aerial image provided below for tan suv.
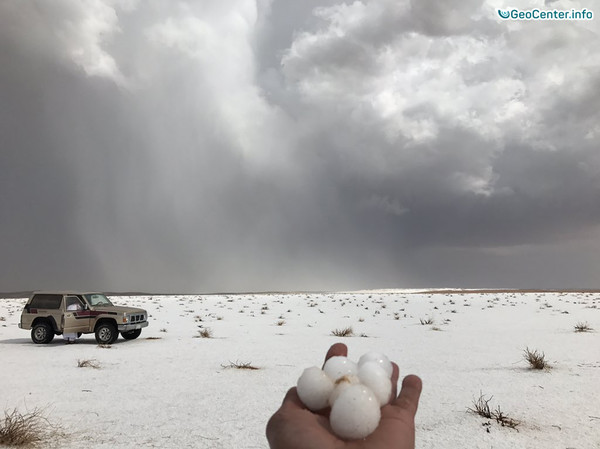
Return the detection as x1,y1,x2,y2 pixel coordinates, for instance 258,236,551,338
19,292,149,344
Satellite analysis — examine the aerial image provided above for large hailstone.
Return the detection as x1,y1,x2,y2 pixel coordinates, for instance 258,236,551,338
297,366,334,411
329,384,381,439
358,352,393,378
328,374,360,407
357,361,392,406
323,356,358,381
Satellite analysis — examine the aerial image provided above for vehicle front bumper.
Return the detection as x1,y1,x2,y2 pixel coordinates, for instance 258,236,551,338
118,322,149,332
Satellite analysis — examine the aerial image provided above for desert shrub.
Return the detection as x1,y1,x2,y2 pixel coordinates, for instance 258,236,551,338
276,320,286,326
331,326,354,337
468,392,520,430
77,359,100,369
0,407,62,447
574,322,593,332
523,347,549,370
419,317,434,325
468,392,493,419
196,328,213,338
221,361,260,370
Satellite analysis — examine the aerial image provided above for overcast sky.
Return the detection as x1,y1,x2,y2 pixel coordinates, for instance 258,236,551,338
1,0,599,293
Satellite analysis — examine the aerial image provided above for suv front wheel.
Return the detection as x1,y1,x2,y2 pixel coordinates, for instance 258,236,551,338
95,322,118,344
31,322,54,344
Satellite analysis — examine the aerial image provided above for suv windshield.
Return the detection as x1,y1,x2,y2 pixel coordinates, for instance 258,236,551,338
84,294,114,307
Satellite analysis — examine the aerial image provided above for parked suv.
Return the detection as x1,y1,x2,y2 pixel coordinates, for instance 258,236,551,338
19,292,149,344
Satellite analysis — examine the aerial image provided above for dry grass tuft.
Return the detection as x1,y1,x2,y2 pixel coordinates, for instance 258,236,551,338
276,320,286,326
468,392,520,430
574,322,593,333
0,407,63,447
97,344,112,349
195,328,213,338
419,317,434,325
523,347,549,370
331,326,354,337
221,361,260,370
468,392,493,419
145,336,162,340
77,359,101,369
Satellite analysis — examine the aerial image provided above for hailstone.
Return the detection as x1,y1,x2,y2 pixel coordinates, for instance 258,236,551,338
323,356,358,381
329,384,381,439
358,352,393,378
296,366,334,411
328,374,360,407
357,361,392,406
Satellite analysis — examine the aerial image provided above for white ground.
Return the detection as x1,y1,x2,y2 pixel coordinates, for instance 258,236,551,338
1,291,599,448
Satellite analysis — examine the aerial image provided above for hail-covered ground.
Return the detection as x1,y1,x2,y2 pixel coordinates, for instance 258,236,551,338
1,290,599,448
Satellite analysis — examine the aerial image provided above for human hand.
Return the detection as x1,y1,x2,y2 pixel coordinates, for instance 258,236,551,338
266,343,422,449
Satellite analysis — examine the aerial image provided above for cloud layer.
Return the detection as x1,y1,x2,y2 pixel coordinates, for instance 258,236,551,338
1,0,599,292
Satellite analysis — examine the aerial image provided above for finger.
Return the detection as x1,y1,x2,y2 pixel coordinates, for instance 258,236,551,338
323,342,347,366
389,362,399,402
391,375,422,417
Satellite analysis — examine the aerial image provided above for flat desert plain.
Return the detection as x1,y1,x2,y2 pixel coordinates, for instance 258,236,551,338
1,290,599,448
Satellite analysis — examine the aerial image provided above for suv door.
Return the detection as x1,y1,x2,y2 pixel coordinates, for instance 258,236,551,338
62,295,90,334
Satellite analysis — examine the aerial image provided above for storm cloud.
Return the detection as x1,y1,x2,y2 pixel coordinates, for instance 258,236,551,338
1,0,599,292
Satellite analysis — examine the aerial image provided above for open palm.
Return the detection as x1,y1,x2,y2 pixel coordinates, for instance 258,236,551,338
266,343,422,449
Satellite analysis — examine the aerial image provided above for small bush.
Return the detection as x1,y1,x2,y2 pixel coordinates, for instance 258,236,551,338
196,328,213,338
0,407,62,447
221,361,260,370
574,322,593,333
419,317,434,325
159,328,167,333
331,326,354,337
77,359,100,369
468,392,493,419
468,392,520,430
523,347,549,370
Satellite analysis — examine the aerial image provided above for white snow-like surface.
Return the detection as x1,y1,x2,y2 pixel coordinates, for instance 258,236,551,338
1,290,599,448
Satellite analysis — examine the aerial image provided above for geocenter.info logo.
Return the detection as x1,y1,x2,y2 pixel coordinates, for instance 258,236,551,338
498,8,593,20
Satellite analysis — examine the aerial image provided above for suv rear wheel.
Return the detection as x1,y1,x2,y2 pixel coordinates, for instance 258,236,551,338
121,329,142,340
95,322,118,344
31,322,54,344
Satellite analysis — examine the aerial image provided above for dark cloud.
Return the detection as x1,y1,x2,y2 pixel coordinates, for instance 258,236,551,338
1,1,599,292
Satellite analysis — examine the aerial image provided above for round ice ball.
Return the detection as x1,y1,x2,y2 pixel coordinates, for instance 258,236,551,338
329,384,381,440
297,366,334,411
323,356,358,381
328,374,360,407
358,352,393,378
357,361,392,406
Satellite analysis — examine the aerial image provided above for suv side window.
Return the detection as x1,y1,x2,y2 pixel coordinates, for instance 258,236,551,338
29,294,63,309
65,295,84,311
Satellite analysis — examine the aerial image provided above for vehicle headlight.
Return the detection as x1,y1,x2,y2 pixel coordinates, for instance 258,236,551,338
123,315,129,323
